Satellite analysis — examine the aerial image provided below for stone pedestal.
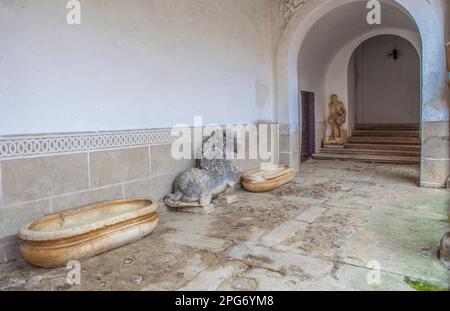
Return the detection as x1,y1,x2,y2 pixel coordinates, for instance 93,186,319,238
324,130,347,146
175,204,215,215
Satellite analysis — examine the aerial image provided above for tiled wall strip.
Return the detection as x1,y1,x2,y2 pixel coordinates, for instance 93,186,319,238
0,123,284,160
0,129,177,160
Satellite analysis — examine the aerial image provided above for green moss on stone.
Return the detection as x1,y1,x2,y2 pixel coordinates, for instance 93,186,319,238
404,277,449,291
402,193,449,216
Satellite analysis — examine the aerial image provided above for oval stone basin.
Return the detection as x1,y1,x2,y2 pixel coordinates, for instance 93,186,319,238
242,164,295,193
19,199,159,268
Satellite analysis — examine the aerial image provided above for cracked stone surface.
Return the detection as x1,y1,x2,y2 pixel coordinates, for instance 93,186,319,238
0,160,449,291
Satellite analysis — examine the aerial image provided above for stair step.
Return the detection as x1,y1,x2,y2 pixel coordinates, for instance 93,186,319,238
345,143,421,152
312,153,420,164
314,124,422,165
354,124,420,131
320,148,420,157
348,136,420,145
352,130,419,137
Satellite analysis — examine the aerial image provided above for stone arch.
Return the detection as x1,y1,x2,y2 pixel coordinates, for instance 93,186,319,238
325,30,420,136
275,0,447,186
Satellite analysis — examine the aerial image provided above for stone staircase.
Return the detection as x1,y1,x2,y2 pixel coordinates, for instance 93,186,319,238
313,124,421,164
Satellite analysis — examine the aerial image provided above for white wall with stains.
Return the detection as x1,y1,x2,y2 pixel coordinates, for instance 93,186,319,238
0,0,274,135
0,0,447,136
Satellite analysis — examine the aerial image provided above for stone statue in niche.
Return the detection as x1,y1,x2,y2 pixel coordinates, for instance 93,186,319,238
164,131,241,214
325,94,347,145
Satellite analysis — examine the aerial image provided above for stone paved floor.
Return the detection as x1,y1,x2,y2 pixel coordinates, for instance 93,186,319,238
0,160,449,291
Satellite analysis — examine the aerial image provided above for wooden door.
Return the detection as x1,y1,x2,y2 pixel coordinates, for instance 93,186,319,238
301,91,315,163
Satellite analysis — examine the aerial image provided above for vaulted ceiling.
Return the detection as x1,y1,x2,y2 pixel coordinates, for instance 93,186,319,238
298,0,418,91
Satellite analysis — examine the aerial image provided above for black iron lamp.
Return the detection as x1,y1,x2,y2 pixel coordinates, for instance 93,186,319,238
388,48,400,60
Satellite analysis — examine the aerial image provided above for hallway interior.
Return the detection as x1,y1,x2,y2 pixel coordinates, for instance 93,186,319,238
1,160,447,291
0,0,448,293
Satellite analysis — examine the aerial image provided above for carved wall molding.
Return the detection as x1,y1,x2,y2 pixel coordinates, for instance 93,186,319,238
279,0,308,25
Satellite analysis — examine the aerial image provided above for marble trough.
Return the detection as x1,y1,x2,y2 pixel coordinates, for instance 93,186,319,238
241,165,295,193
19,199,159,268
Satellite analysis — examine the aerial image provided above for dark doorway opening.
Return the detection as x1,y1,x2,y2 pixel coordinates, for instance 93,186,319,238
300,91,315,163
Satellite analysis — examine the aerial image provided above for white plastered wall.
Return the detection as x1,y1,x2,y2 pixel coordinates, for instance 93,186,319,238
0,0,274,135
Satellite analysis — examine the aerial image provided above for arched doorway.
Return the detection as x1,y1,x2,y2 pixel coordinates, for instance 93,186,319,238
294,1,421,169
313,34,422,167
275,0,447,187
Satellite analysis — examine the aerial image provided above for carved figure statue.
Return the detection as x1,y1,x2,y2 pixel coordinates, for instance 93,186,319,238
164,131,241,212
325,94,347,145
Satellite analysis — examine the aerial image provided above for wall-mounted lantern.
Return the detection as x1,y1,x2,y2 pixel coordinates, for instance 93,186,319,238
388,49,400,60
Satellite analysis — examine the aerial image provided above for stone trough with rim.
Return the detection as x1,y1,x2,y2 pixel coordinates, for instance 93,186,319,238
18,199,159,268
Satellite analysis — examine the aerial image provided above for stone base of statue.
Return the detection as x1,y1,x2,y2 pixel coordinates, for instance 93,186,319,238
323,144,345,150
324,130,347,146
175,204,215,215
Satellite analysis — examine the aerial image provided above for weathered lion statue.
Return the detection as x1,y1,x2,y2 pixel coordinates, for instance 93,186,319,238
164,130,241,210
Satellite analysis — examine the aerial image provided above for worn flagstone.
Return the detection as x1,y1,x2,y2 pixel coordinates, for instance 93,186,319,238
0,160,448,291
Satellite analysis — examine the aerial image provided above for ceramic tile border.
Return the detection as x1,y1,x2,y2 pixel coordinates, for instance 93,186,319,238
280,123,300,134
0,128,177,160
0,123,280,160
423,121,450,137
279,125,290,135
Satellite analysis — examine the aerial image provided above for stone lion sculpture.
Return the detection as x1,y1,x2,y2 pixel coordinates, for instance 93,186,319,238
164,130,241,211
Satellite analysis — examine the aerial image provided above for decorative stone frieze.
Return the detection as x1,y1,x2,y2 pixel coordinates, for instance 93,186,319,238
279,0,308,24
